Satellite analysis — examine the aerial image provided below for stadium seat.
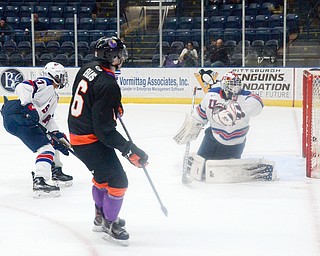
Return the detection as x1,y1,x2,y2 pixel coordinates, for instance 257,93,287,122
89,41,96,54
109,17,124,30
64,6,77,18
209,16,226,29
269,14,283,28
77,41,89,56
34,6,49,18
78,6,92,18
224,40,237,57
245,53,259,66
6,17,20,30
170,41,184,54
49,6,64,18
175,29,190,44
263,39,279,61
260,2,275,15
205,5,219,17
20,6,32,18
50,18,65,30
151,54,163,67
90,30,105,42
39,53,54,66
254,15,270,28
17,41,31,57
255,27,272,42
65,18,78,30
2,40,17,56
207,28,224,42
79,18,94,30
162,29,176,44
46,41,61,56
225,16,241,29
55,53,69,67
287,14,299,33
247,3,260,16
78,30,90,43
5,6,19,17
35,42,46,56
95,18,109,30
223,28,241,42
245,15,255,28
155,41,170,55
24,53,39,67
219,4,235,17
178,17,194,29
69,54,84,67
163,17,178,30
230,53,243,66
9,53,24,66
0,53,9,66
83,53,95,64
193,16,209,30
250,40,265,56
60,41,75,56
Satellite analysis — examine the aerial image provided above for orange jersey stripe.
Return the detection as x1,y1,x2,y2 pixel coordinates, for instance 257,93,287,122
92,178,127,197
69,133,99,146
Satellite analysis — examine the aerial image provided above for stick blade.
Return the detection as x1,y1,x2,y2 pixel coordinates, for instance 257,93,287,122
161,205,168,217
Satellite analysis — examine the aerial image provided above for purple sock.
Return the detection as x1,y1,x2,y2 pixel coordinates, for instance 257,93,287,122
103,193,124,222
92,185,105,209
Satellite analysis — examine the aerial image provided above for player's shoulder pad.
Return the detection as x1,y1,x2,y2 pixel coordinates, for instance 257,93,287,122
81,62,100,82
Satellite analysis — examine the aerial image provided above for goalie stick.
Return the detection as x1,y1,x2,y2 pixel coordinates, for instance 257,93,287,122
182,86,201,184
117,114,168,217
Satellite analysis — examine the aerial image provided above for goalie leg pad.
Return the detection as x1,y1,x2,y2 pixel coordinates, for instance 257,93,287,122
186,153,206,181
205,158,276,183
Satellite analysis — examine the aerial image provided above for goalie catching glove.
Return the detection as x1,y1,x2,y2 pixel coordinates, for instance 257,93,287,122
122,141,148,168
173,114,203,145
51,131,71,156
212,101,245,126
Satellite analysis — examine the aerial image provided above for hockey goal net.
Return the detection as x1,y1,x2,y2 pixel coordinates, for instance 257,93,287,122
303,70,320,178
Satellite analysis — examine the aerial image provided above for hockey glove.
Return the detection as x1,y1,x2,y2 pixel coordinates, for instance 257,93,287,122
51,131,71,156
122,142,148,168
173,114,203,145
117,103,124,117
21,103,39,127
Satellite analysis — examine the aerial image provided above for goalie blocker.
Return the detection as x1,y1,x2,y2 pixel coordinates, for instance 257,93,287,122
187,153,276,183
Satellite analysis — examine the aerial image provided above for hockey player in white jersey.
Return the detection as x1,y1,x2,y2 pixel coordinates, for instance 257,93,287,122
174,71,265,182
1,62,72,197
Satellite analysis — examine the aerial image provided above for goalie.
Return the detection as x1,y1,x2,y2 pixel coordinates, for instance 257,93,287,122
174,71,271,182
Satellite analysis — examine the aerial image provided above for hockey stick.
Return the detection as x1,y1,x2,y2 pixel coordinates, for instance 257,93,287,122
117,114,168,217
182,86,200,184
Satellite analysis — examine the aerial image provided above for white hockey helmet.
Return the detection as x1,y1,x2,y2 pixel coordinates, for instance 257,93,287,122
221,71,242,100
42,62,68,89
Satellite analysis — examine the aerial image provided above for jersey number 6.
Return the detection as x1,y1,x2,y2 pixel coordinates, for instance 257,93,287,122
70,79,88,117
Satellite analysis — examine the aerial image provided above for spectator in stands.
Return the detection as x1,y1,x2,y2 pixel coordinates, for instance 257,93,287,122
25,13,48,33
0,17,14,43
205,38,229,67
179,41,198,67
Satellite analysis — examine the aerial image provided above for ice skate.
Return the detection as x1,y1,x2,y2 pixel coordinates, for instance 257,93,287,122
51,164,73,187
32,172,60,198
93,205,126,232
102,218,129,246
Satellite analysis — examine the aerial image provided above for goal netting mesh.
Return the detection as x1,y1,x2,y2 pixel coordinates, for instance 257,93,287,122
303,70,320,178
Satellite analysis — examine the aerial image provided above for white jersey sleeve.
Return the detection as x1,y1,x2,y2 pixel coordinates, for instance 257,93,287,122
15,78,60,131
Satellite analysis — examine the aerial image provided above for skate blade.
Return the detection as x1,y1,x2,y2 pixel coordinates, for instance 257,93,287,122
92,225,103,232
182,173,193,184
102,233,129,247
53,180,73,187
33,190,61,199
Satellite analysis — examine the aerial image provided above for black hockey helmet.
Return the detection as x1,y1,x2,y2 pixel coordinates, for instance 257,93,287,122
95,36,128,67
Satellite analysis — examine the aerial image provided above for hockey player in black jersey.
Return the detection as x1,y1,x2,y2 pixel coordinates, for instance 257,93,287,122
68,36,148,246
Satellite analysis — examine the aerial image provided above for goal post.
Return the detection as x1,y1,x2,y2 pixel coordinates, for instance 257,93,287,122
303,69,320,178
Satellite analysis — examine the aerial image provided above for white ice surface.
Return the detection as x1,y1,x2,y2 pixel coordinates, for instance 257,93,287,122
1,104,320,256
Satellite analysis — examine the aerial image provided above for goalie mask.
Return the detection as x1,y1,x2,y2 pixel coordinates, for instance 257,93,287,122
42,62,68,89
221,71,242,100
95,36,128,69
